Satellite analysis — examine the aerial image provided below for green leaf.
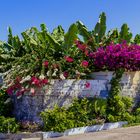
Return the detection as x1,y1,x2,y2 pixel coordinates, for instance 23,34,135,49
93,12,106,43
64,23,78,48
76,21,92,42
119,24,132,43
52,25,65,43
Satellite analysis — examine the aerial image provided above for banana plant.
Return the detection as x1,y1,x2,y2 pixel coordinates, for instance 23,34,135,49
134,34,140,44
52,25,65,44
105,29,119,45
93,12,106,45
76,21,96,49
64,23,78,48
76,12,107,51
119,24,132,43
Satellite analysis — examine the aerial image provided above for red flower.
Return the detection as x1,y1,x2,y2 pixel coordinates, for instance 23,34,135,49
85,82,90,88
41,79,48,85
31,76,40,86
75,40,87,51
81,60,89,67
15,76,22,83
63,71,69,78
43,61,49,67
6,87,13,95
64,56,74,63
84,49,89,56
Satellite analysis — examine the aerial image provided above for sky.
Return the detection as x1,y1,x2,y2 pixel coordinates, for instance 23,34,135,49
0,0,140,41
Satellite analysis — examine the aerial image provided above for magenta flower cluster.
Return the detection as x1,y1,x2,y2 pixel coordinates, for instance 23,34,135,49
92,43,140,71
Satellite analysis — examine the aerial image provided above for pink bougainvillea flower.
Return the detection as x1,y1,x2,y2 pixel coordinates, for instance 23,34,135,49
75,40,87,51
89,52,94,58
63,71,69,78
41,79,48,85
64,56,74,63
30,88,35,94
16,91,22,96
43,61,49,67
85,82,90,88
15,76,22,83
93,43,140,71
84,49,89,56
81,60,89,67
31,76,40,86
6,87,13,95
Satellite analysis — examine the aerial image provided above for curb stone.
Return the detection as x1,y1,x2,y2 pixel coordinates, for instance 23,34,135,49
42,121,127,138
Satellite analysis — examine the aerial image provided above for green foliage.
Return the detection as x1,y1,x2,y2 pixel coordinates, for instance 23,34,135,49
76,21,95,49
41,105,75,132
40,98,106,132
0,89,12,117
88,98,107,119
135,108,140,116
64,23,78,49
107,69,134,122
0,116,19,133
93,12,106,44
52,26,65,44
105,29,119,45
67,98,89,126
134,34,140,44
76,12,107,50
119,24,132,43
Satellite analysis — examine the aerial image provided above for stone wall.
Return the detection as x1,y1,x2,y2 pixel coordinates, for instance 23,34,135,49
12,74,140,123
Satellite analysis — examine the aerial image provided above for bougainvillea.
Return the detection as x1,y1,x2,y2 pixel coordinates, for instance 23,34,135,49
81,60,89,67
43,61,49,68
64,56,74,63
92,43,140,71
6,76,49,96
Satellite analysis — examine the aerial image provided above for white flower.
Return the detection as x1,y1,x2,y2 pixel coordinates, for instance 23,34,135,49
76,70,80,75
52,71,57,77
60,74,65,80
54,68,58,72
52,69,58,77
39,74,45,80
75,70,86,76
20,75,31,83
47,71,51,76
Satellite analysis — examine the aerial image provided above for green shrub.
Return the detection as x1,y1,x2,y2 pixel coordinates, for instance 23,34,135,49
106,69,135,123
0,89,12,117
67,98,89,126
41,105,75,132
122,97,133,112
88,98,107,119
122,112,135,122
134,108,140,116
0,116,19,133
40,98,107,132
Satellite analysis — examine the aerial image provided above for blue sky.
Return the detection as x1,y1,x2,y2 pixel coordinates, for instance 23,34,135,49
0,0,140,41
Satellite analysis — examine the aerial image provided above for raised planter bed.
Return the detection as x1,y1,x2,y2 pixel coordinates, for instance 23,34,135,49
11,77,140,123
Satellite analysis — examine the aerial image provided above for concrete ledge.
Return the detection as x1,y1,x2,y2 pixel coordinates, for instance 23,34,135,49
42,121,127,138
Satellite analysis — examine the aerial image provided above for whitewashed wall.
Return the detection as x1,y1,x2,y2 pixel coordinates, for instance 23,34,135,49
12,75,140,123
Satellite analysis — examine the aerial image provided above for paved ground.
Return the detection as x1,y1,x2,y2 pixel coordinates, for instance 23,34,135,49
47,126,140,140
